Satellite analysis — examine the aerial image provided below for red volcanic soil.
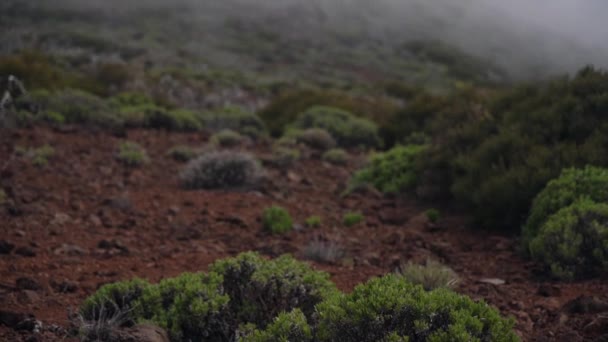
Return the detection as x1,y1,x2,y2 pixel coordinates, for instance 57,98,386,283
1,127,607,341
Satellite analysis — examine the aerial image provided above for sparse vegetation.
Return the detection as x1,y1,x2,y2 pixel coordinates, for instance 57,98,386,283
305,216,322,228
270,146,300,168
425,209,441,223
322,148,349,166
116,142,149,167
180,151,263,190
343,212,364,227
211,129,244,147
167,145,199,162
262,206,293,234
0,189,6,205
17,144,56,167
397,259,459,290
200,107,267,139
303,238,344,264
289,128,336,151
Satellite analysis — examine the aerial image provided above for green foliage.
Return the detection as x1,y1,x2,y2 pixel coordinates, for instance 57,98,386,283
262,206,293,234
167,146,199,162
209,252,337,329
0,189,7,206
139,106,203,132
200,107,267,139
0,50,63,90
17,144,56,167
270,147,300,168
36,89,122,128
528,199,608,280
288,128,336,151
180,151,263,190
211,129,244,148
343,212,364,227
95,63,131,93
322,148,349,166
425,209,441,223
305,216,322,228
80,278,150,326
398,260,458,291
315,274,518,342
352,145,427,194
303,239,344,264
292,106,381,148
523,166,608,247
116,142,149,167
239,309,313,342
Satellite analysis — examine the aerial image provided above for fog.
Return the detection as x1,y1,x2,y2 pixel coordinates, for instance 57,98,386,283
10,0,608,79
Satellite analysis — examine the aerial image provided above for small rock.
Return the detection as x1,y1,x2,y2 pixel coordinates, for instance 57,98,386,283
89,215,102,227
168,206,180,216
0,240,15,254
50,213,71,226
54,244,88,256
51,280,78,293
478,278,506,286
584,315,608,335
103,197,132,211
16,277,42,291
0,310,29,329
15,246,36,257
563,296,608,314
17,290,40,304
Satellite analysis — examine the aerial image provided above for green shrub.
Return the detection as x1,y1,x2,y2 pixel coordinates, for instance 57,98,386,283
425,209,441,223
305,216,322,228
239,309,312,342
0,50,63,90
303,239,344,264
528,199,608,280
200,107,267,139
523,166,608,248
211,129,244,148
270,147,300,168
315,274,518,342
397,260,458,291
180,151,264,190
167,146,199,162
209,252,337,329
262,206,293,234
0,190,6,205
343,212,364,227
322,149,349,166
289,128,336,151
352,145,427,194
116,142,149,167
291,106,381,148
131,106,202,131
37,89,121,128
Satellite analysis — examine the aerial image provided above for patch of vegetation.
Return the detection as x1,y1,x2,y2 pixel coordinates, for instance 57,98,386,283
200,107,267,139
211,129,244,148
180,151,263,190
291,106,381,149
17,144,56,167
397,259,458,291
116,142,149,167
262,206,293,234
305,216,322,228
314,274,518,342
288,128,336,151
303,239,344,264
322,148,349,166
167,146,199,162
35,89,122,128
425,209,441,223
528,199,608,280
0,189,7,205
352,145,427,194
270,147,300,168
240,309,312,342
343,212,364,227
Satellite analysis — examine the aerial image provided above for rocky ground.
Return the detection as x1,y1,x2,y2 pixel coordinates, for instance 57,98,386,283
1,126,607,341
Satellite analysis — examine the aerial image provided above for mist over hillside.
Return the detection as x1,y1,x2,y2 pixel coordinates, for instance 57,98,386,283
0,0,608,79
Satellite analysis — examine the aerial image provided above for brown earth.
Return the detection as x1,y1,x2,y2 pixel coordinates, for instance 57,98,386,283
1,126,607,341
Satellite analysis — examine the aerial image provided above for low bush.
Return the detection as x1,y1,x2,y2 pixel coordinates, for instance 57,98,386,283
239,309,312,342
397,260,458,291
305,216,322,228
303,239,344,264
291,106,381,148
351,145,427,194
425,209,441,223
167,146,199,162
289,128,336,151
116,142,149,167
200,107,267,139
322,148,349,166
523,166,608,248
0,190,6,205
36,89,122,128
17,145,55,167
211,129,244,148
262,206,293,234
180,151,263,190
270,147,300,168
343,212,364,227
528,199,608,280
121,105,202,131
315,274,518,342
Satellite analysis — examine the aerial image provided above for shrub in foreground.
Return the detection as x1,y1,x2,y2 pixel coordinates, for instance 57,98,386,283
352,145,427,195
315,274,518,342
528,199,608,280
523,166,608,247
262,206,293,234
180,151,263,190
239,309,312,342
292,106,381,148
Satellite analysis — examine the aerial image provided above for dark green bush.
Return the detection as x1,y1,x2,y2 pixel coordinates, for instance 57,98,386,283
291,106,381,148
523,166,608,247
262,206,293,234
425,209,441,223
352,145,427,194
315,274,518,342
167,146,199,162
200,107,267,139
138,106,203,131
528,199,608,280
210,252,337,330
239,309,312,342
80,278,150,326
180,151,264,190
